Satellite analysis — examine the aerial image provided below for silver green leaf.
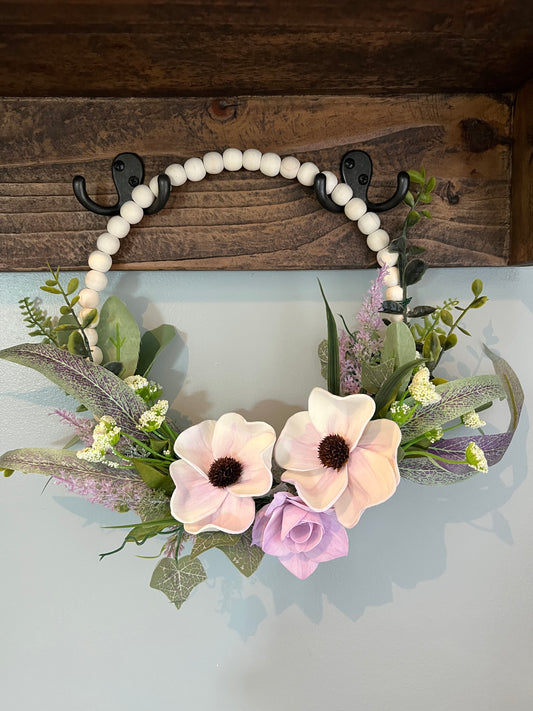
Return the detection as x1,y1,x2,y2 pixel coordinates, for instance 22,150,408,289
96,296,141,378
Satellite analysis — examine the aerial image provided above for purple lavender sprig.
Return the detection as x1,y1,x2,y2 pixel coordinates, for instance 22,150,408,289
339,265,388,395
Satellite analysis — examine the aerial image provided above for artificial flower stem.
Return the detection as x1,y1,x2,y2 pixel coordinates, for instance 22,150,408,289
120,432,174,460
402,422,463,451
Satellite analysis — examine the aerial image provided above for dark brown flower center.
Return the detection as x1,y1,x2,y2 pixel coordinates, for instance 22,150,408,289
318,434,350,470
208,456,243,488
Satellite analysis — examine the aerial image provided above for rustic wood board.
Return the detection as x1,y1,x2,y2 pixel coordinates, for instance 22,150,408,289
0,1,531,96
511,81,533,265
0,94,513,271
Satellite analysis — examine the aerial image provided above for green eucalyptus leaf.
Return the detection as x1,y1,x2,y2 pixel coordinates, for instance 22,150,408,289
136,324,177,377
420,210,432,219
443,333,458,350
458,326,471,336
68,329,87,356
440,309,454,326
404,191,415,207
66,278,79,295
419,193,432,204
423,331,441,361
318,280,340,396
97,296,141,378
406,210,421,228
81,308,98,328
471,296,488,309
150,556,207,609
407,170,425,185
426,176,436,192
40,286,61,294
54,314,78,347
471,279,483,297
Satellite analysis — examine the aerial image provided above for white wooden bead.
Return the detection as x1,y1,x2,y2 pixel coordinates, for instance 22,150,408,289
78,288,100,309
344,197,367,221
88,250,112,273
79,307,99,327
85,269,108,292
260,152,281,177
184,157,206,182
90,345,103,365
131,184,155,209
120,200,144,224
331,183,353,206
106,215,130,239
358,211,381,235
149,175,160,196
165,163,187,186
366,229,390,252
279,156,300,179
387,314,404,323
297,162,320,186
203,151,224,174
223,148,243,171
383,266,400,287
377,248,399,267
385,285,404,302
83,328,99,347
242,149,262,171
321,171,338,194
96,232,121,255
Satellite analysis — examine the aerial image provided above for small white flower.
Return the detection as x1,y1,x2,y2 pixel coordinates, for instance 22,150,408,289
465,441,489,473
408,367,441,406
462,411,486,429
138,400,169,432
389,401,417,425
124,375,163,402
425,427,443,443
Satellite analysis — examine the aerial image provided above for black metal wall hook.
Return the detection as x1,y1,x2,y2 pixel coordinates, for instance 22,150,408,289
72,152,171,217
314,150,409,214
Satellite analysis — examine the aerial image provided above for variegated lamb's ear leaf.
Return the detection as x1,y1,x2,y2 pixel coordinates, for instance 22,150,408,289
483,345,524,430
0,447,125,478
217,528,264,577
150,555,207,609
400,374,506,443
96,297,141,378
136,324,177,378
0,343,147,436
399,432,516,485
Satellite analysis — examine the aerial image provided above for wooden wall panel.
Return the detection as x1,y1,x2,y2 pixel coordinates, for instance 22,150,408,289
510,81,533,265
0,94,512,271
0,1,531,96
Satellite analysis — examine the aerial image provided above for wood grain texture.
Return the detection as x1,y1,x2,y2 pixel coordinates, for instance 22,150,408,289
510,81,533,265
0,1,531,96
0,94,512,271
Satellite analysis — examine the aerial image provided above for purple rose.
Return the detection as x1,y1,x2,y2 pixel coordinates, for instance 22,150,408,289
252,492,349,579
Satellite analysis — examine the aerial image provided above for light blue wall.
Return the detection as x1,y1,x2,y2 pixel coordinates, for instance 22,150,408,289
1,266,532,711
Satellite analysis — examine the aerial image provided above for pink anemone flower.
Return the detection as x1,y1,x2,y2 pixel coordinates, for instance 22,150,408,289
170,412,275,534
275,387,401,528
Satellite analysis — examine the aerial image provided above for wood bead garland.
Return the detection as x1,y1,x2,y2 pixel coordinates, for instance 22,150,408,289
80,148,403,360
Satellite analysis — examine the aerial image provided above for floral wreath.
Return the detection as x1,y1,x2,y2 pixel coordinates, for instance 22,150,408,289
0,148,524,610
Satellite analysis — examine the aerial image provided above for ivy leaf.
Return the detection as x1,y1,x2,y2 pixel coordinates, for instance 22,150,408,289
218,528,264,577
150,556,207,609
136,324,177,378
190,530,240,559
360,358,395,395
0,342,147,436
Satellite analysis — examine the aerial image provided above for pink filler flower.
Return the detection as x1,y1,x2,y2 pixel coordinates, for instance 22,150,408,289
275,387,401,528
170,413,275,534
253,492,349,579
